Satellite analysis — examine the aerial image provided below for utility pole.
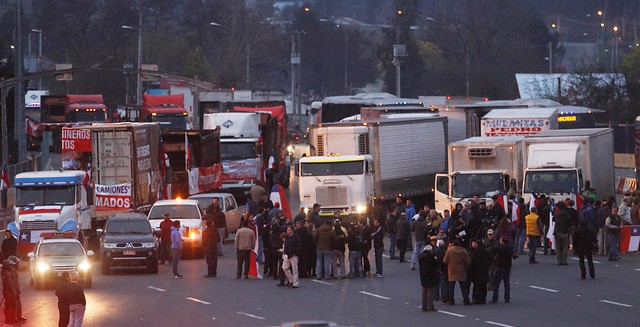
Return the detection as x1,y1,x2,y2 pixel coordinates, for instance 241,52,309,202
14,0,25,162
548,41,553,74
291,33,301,115
135,9,143,106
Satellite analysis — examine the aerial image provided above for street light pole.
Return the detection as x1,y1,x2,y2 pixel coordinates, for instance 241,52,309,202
135,10,143,106
32,29,42,89
14,0,26,162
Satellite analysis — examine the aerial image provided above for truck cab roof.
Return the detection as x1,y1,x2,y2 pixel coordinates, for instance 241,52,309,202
299,155,373,163
15,170,86,186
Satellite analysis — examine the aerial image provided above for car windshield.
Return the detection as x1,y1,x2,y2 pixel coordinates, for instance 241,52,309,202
452,173,504,198
148,205,201,220
524,170,577,193
39,242,84,256
220,142,256,160
300,161,363,176
16,186,75,206
106,219,151,235
189,196,223,210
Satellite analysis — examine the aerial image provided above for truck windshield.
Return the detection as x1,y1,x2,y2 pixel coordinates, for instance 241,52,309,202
452,173,503,198
148,205,201,220
107,220,152,235
524,170,577,194
152,115,188,129
73,111,107,122
301,161,364,176
16,186,76,206
221,143,256,160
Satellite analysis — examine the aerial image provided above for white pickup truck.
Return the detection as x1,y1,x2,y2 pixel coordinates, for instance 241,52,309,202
188,192,245,237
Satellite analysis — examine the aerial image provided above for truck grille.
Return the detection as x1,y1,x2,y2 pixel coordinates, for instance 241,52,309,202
468,147,496,158
317,135,324,156
316,186,348,207
21,220,56,230
358,134,369,155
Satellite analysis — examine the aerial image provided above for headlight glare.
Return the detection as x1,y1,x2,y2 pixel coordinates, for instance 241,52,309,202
36,262,51,272
78,261,91,271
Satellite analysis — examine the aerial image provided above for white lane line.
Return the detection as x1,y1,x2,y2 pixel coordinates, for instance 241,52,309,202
186,297,211,305
486,321,515,327
382,254,390,258
599,300,633,308
147,286,166,292
634,269,640,272
529,285,559,293
359,291,391,300
570,257,601,264
311,279,333,286
237,312,267,320
437,310,466,317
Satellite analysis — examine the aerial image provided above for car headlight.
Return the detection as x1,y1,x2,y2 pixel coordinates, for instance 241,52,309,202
287,145,293,153
36,262,51,272
142,242,156,248
78,261,91,271
103,242,117,249
356,205,367,213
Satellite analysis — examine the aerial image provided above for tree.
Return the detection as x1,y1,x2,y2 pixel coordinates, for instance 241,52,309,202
621,46,640,121
183,47,211,80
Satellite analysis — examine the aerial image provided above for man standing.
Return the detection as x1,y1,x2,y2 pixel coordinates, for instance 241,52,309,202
360,219,373,276
158,213,173,264
347,223,363,278
2,256,25,323
171,220,183,278
573,219,596,279
491,236,513,303
1,231,17,260
387,209,399,260
202,219,220,277
396,213,411,262
211,203,227,257
293,207,307,225
331,218,348,279
66,271,86,327
309,203,323,229
371,218,385,278
554,202,573,265
235,220,256,279
418,245,439,312
468,238,490,304
282,225,302,288
56,272,71,327
525,207,542,264
410,214,428,270
315,218,337,280
605,207,622,261
443,240,471,305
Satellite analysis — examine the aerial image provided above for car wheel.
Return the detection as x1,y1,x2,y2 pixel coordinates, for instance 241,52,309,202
101,263,111,275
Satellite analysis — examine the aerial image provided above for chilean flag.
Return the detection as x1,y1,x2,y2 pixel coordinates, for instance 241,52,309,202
83,163,92,190
270,184,292,219
574,190,583,212
546,198,556,250
529,191,540,211
620,225,640,253
496,192,508,215
248,221,263,279
0,161,9,190
511,198,520,224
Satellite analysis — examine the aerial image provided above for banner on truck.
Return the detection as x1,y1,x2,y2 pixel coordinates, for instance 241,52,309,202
188,163,223,195
482,119,547,137
95,183,132,211
221,159,259,181
62,128,92,152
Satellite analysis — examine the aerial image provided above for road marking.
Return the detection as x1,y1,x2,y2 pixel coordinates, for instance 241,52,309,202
359,291,391,300
437,310,465,318
186,297,211,305
600,300,633,308
237,312,266,320
529,285,559,293
147,286,166,292
311,279,333,286
570,257,601,264
486,321,515,327
634,269,640,272
382,254,390,258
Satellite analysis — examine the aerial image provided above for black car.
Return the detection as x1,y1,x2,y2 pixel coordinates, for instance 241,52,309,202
99,212,158,274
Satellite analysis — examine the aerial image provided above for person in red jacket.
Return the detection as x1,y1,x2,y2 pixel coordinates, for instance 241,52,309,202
159,213,174,264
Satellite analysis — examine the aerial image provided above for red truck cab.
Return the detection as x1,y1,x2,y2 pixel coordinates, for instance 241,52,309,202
65,94,108,123
141,94,189,129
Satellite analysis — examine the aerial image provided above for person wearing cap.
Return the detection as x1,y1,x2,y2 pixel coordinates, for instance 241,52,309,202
56,272,71,327
2,255,25,323
418,245,439,311
159,212,174,264
309,203,323,229
396,213,411,262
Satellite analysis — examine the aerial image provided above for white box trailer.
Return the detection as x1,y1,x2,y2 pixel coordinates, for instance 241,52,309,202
308,117,448,202
434,136,524,213
522,128,614,205
481,108,558,137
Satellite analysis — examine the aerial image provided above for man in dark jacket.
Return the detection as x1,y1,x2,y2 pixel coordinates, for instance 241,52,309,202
1,231,17,260
309,203,323,229
294,220,314,278
158,213,173,264
396,213,411,262
55,272,70,327
315,219,337,279
360,219,373,276
418,245,439,312
410,214,428,270
66,271,87,326
573,219,596,279
554,202,573,265
468,238,491,304
2,256,25,323
210,204,227,256
371,218,385,277
491,236,513,303
271,224,286,284
347,223,363,277
202,219,220,277
282,225,302,288
387,209,399,259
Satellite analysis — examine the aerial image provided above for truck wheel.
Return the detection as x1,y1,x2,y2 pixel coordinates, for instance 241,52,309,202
101,263,111,275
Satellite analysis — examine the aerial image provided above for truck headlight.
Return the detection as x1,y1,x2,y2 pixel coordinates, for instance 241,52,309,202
142,242,156,248
36,262,51,272
356,205,367,213
78,261,91,271
103,242,117,249
287,145,294,153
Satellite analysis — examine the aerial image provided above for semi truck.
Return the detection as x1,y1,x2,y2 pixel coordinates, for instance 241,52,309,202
480,108,558,137
8,170,92,257
302,117,448,219
522,128,614,206
434,136,524,213
141,94,189,129
64,94,108,123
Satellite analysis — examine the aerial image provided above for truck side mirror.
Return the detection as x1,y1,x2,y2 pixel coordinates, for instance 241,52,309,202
510,178,517,193
86,187,94,205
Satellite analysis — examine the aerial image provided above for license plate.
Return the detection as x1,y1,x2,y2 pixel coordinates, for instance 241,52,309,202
123,250,136,256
